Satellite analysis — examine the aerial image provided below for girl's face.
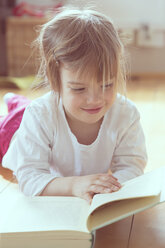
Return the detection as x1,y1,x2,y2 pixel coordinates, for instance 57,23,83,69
60,65,116,126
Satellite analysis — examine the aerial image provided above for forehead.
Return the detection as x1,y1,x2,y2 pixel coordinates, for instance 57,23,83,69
60,65,82,81
60,63,112,85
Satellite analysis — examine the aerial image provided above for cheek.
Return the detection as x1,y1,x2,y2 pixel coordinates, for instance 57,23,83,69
105,90,116,104
70,94,84,108
63,91,83,109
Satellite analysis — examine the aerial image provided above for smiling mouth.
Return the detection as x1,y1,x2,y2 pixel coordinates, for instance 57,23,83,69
81,107,103,114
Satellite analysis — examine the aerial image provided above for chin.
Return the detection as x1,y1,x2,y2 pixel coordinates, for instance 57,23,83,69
82,116,103,125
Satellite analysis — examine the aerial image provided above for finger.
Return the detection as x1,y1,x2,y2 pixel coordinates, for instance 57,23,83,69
97,181,121,190
110,185,121,192
108,170,119,181
99,174,118,181
99,174,119,183
95,177,121,188
106,175,121,186
105,174,119,181
89,184,113,194
84,192,94,204
109,180,121,188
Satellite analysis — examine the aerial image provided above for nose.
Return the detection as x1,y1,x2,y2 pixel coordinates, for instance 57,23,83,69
86,86,103,105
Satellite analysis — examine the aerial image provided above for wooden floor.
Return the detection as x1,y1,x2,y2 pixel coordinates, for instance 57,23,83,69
127,78,165,172
0,77,165,172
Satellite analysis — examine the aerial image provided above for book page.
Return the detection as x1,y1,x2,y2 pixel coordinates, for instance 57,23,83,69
0,183,90,234
87,193,161,232
86,166,165,232
88,167,163,217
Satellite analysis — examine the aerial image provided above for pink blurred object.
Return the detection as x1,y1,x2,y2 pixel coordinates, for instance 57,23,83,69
13,2,63,17
0,93,31,162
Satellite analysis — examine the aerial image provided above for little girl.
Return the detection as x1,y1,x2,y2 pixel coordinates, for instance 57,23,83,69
0,8,147,204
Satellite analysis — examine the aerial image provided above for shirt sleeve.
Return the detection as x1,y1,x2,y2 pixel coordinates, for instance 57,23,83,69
111,105,148,183
3,103,58,196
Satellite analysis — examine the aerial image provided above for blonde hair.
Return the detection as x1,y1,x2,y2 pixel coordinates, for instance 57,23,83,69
34,7,127,95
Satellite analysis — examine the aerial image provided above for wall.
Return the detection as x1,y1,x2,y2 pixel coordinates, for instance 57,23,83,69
68,0,165,28
16,0,165,75
68,0,165,76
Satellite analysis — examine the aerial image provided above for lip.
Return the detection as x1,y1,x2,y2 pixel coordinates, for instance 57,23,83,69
81,107,103,114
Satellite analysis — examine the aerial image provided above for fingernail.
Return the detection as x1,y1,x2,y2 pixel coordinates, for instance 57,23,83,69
105,188,111,193
113,186,119,191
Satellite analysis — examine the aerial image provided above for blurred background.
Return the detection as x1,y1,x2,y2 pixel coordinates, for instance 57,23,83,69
0,0,165,172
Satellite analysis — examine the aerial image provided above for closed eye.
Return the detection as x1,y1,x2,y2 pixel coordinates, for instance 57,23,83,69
71,87,86,92
101,83,113,89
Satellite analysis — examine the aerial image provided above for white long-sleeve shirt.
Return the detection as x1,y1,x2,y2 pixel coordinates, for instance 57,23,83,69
2,92,147,196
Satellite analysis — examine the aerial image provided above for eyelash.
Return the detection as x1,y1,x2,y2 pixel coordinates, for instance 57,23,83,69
71,83,113,92
71,88,85,92
102,83,113,89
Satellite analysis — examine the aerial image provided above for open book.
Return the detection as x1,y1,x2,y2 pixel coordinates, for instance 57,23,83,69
0,166,165,248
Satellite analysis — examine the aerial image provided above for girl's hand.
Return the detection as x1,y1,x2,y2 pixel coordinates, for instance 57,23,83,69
72,173,121,204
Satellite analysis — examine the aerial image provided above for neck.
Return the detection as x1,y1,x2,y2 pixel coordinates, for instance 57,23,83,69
66,114,103,145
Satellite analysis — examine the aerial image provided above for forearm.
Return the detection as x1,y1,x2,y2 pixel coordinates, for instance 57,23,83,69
40,176,75,196
40,173,121,204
